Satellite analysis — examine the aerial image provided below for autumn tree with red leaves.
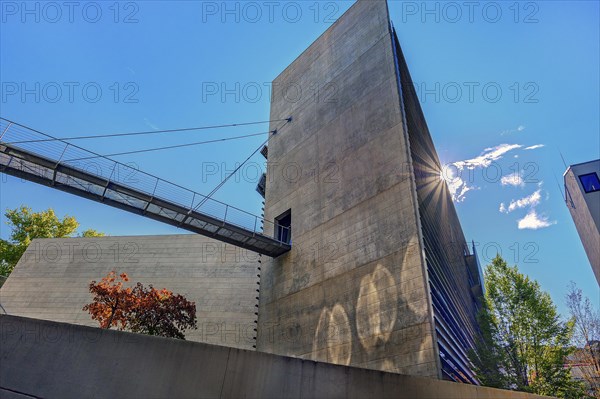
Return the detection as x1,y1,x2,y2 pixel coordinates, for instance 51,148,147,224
128,284,197,339
83,271,197,339
83,272,133,330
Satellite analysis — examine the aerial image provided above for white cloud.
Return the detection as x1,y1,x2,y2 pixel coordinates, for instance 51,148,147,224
441,165,476,202
524,144,544,150
499,203,507,213
454,144,523,170
501,125,526,135
501,171,525,187
453,183,476,203
503,189,542,213
517,210,556,230
444,144,523,202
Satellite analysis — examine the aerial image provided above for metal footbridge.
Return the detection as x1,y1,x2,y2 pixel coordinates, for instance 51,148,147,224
0,118,290,257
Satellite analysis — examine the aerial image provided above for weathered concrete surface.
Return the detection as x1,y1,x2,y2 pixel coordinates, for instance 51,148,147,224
259,0,439,378
0,315,554,399
565,160,600,286
0,235,260,349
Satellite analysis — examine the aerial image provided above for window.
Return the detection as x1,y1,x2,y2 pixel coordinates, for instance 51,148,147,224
275,210,291,244
579,173,600,193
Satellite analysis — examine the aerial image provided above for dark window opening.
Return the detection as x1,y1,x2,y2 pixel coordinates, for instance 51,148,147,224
579,172,600,193
260,145,268,159
275,210,291,244
256,173,266,198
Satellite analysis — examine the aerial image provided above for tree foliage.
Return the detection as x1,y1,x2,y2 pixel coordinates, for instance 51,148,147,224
566,282,600,397
0,206,104,276
80,229,105,238
82,272,134,330
469,256,585,398
83,271,197,339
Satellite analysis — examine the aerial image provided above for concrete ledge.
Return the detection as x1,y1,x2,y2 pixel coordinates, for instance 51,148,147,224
0,316,553,399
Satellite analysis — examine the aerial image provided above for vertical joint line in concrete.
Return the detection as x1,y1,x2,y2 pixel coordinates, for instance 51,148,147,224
218,348,232,398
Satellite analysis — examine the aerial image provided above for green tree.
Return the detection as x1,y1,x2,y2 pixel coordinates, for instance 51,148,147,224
0,206,104,276
469,299,510,389
80,229,105,238
469,256,585,398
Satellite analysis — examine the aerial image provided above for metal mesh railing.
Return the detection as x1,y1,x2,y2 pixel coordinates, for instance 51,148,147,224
0,118,290,245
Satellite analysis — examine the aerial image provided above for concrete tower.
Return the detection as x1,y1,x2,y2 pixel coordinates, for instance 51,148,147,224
257,0,482,382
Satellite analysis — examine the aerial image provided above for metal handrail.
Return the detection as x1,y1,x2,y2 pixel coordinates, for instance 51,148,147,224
0,117,290,241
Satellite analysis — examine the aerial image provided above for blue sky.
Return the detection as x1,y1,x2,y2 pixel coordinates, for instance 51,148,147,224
1,0,598,316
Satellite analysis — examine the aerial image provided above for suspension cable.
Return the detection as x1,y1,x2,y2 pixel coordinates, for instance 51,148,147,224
65,131,271,161
194,118,292,209
0,117,290,144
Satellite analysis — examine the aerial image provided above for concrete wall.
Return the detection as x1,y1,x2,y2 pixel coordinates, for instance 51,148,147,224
0,315,554,399
258,0,439,378
565,160,600,285
0,235,260,349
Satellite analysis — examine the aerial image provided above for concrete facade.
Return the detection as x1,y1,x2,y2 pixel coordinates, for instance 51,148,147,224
0,315,554,399
0,235,260,350
258,0,453,379
565,160,600,285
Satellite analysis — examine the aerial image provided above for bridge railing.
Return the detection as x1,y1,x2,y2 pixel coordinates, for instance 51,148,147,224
0,118,290,243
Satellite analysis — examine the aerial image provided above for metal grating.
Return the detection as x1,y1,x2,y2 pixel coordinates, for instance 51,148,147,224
0,118,290,257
